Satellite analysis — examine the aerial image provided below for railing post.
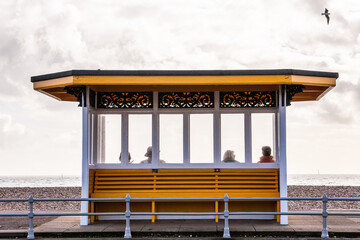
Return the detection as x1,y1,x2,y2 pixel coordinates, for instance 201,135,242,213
321,194,329,238
124,194,132,238
27,195,35,240
223,194,231,238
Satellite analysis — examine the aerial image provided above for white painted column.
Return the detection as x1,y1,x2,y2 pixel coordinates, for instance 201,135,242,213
92,113,98,165
183,113,190,165
121,113,128,167
244,112,252,164
274,111,280,162
81,87,90,226
99,115,106,163
89,112,93,165
213,91,221,166
279,86,288,225
152,92,159,168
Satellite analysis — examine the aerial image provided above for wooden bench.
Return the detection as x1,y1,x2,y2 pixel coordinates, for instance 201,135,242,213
89,168,280,222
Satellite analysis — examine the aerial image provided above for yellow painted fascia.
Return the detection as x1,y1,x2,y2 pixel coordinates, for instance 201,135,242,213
290,75,337,87
33,76,74,90
33,74,337,91
73,75,292,85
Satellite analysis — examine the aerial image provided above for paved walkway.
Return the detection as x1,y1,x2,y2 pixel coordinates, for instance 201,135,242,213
1,214,360,239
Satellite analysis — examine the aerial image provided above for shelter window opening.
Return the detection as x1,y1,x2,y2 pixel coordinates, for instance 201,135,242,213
251,113,276,163
221,113,245,163
128,114,153,164
97,114,122,164
189,114,214,163
159,114,183,164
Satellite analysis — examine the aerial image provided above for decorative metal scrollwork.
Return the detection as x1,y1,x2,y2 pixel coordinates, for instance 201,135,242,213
220,91,276,108
97,92,153,108
159,92,214,108
65,86,84,107
286,85,304,106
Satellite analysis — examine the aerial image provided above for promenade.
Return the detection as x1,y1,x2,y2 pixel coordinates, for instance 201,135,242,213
1,213,360,239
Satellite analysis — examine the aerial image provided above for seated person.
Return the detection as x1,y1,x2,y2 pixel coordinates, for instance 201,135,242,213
222,150,238,163
119,152,133,163
258,146,276,163
140,146,166,164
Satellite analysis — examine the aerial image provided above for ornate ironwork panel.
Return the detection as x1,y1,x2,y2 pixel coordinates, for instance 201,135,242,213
65,86,84,107
97,92,153,109
220,91,276,108
159,92,214,108
286,85,304,106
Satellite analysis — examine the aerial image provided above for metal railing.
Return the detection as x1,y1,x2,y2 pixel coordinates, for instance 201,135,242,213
1,194,360,239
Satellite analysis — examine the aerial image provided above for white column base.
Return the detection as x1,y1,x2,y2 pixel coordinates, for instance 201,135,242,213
80,201,89,225
280,215,288,225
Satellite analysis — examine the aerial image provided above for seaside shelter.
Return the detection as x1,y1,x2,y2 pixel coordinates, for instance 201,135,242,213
31,69,338,226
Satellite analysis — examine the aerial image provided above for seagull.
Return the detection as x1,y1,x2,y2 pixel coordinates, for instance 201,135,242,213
321,8,330,25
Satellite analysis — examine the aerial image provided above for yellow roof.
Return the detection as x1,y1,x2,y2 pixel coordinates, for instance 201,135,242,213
31,69,338,102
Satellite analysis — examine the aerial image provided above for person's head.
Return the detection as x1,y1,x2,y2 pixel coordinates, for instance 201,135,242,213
145,146,152,158
119,152,132,163
262,146,271,156
223,150,235,160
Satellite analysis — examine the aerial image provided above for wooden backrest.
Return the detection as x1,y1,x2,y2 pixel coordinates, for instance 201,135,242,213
90,168,279,193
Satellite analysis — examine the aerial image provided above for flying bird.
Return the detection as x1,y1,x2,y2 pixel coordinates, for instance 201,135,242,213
321,8,330,25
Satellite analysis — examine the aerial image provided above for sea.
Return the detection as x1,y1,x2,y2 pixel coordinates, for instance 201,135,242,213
0,174,359,187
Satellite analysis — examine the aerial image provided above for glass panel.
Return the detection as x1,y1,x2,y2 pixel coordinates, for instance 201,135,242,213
252,113,275,163
99,114,121,164
159,114,183,164
129,114,152,164
190,114,213,163
221,114,244,163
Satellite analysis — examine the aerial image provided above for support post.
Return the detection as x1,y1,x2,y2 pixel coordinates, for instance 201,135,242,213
321,194,329,238
152,201,156,223
214,91,221,166
92,113,98,165
244,112,252,164
81,88,90,226
183,113,190,165
279,85,288,225
124,194,132,238
121,113,129,166
152,92,159,167
27,195,35,240
215,200,219,222
223,194,230,238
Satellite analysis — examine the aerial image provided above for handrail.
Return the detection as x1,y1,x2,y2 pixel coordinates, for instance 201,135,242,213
1,195,360,239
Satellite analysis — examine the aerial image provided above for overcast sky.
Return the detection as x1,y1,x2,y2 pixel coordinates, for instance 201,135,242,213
1,0,360,176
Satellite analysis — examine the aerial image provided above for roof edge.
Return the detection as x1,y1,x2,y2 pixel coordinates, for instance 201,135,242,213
31,69,339,82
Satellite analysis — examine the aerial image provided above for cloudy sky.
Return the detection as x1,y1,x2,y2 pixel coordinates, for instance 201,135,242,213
1,0,360,176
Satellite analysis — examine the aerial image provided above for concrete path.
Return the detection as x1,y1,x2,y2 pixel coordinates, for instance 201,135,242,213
1,214,360,238
32,214,360,238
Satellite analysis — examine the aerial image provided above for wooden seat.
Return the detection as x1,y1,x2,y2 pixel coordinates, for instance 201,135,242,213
89,168,280,222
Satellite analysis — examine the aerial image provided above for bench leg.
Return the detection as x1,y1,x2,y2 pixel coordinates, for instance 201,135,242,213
215,201,219,222
90,202,95,223
152,201,156,223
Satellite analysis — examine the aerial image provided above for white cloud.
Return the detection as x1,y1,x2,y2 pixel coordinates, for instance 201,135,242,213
0,114,25,134
0,113,25,148
0,0,360,175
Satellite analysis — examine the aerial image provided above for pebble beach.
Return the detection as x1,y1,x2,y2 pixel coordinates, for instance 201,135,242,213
0,186,359,212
